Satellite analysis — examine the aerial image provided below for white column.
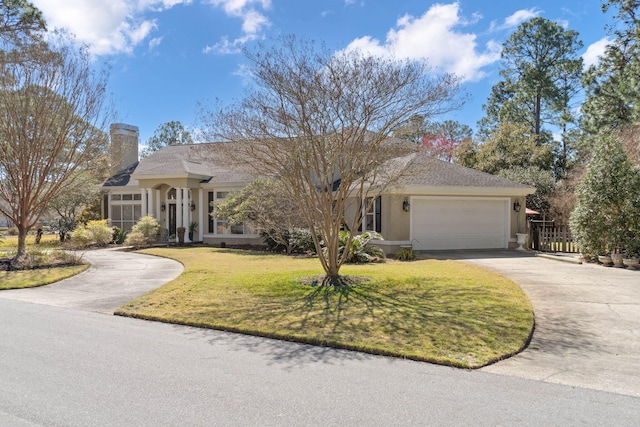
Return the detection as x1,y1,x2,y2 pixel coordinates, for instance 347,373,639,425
182,187,191,243
147,189,155,218
140,189,147,217
155,190,161,223
176,187,183,238
198,188,204,242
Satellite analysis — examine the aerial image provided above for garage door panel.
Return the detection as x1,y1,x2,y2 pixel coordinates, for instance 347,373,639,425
411,198,508,250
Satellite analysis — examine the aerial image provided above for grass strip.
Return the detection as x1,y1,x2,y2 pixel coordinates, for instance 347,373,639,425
0,264,89,289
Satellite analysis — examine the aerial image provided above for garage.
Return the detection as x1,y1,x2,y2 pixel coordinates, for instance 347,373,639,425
411,196,509,250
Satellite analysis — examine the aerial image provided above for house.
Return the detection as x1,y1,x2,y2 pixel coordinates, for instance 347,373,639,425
101,123,535,253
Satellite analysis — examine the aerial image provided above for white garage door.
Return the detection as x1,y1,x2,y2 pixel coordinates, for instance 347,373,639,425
411,197,509,250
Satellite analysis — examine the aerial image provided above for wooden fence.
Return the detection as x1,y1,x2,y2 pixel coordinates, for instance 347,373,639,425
529,221,579,253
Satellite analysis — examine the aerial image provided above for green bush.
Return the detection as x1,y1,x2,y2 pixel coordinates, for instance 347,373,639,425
125,215,160,247
329,231,386,264
112,227,127,244
85,220,114,246
70,220,113,248
124,231,148,248
570,133,640,255
395,247,415,261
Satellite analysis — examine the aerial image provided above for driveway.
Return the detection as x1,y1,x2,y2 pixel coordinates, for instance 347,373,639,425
421,250,640,397
0,248,183,313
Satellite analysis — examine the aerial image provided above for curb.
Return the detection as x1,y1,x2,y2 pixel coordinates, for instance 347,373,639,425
535,253,583,264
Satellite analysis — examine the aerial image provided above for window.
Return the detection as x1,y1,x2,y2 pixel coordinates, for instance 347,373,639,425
362,196,381,233
208,191,214,234
110,192,142,231
207,191,246,235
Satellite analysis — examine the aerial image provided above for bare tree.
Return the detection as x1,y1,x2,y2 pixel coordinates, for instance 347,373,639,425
201,36,463,285
0,31,110,265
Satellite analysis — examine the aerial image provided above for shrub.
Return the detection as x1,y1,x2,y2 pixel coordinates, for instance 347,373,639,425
112,227,126,244
328,231,386,264
570,133,640,255
125,216,160,247
289,228,318,254
395,247,415,261
124,231,148,248
85,220,114,246
70,220,113,248
260,227,319,254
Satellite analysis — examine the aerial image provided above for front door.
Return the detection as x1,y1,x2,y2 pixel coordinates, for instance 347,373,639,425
169,203,177,238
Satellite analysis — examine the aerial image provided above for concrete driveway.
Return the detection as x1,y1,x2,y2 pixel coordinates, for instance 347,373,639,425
0,248,183,313
421,250,640,397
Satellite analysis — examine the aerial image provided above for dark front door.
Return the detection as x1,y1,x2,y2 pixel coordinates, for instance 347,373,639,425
169,203,177,237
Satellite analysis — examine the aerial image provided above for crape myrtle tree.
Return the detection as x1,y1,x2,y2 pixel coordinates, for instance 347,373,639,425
0,30,110,266
201,36,463,285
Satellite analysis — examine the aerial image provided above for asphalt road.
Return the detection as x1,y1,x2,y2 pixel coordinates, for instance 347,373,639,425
2,298,640,426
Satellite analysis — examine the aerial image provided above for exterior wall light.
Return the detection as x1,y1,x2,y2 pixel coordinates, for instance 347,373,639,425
161,202,166,212
402,198,410,212
513,200,521,212
190,201,196,211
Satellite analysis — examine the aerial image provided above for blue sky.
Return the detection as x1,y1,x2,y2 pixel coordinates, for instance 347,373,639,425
31,0,612,145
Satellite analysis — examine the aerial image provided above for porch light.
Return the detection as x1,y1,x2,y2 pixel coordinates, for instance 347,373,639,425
402,198,410,212
190,201,196,211
161,202,166,212
513,200,521,212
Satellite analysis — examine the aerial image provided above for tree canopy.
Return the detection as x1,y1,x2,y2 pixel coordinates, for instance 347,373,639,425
582,0,640,133
140,120,193,158
479,17,583,150
0,28,111,264
201,36,463,284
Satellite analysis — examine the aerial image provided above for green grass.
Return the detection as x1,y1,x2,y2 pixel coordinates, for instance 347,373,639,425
0,234,63,251
0,264,89,289
117,247,534,368
0,234,87,289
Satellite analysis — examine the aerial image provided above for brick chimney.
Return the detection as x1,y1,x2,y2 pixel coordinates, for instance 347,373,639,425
109,123,139,175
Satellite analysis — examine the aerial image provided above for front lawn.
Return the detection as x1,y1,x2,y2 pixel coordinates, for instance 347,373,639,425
117,247,534,368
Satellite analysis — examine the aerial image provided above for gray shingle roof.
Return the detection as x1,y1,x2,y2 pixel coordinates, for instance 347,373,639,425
102,141,533,191
102,161,139,187
397,153,535,189
133,143,253,182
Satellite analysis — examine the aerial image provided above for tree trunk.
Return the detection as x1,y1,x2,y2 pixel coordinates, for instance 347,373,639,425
535,91,542,145
12,225,28,268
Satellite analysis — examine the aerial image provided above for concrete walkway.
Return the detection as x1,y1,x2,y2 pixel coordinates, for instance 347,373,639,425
0,248,183,313
421,250,640,397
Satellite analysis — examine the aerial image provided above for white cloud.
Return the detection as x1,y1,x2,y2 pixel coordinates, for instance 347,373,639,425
204,0,271,54
343,3,501,82
148,36,163,52
503,8,541,28
31,0,189,55
582,37,610,69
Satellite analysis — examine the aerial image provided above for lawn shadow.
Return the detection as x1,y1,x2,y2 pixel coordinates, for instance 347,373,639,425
175,323,371,370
